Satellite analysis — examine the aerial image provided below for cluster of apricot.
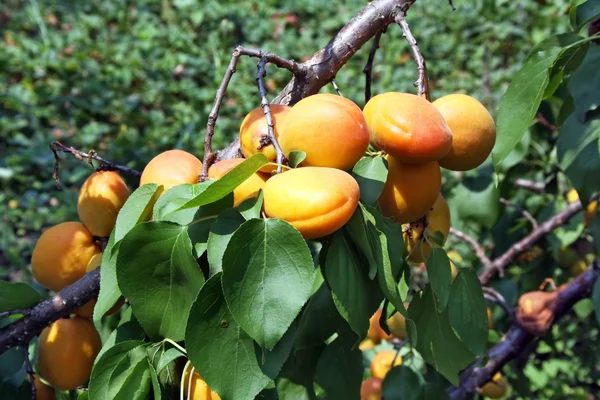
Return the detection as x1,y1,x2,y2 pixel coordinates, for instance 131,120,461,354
30,170,130,392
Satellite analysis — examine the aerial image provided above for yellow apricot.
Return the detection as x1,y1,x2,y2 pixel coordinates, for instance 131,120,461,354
403,194,451,263
32,222,100,292
566,189,598,227
370,350,402,379
479,372,509,399
31,375,55,400
77,171,130,237
386,303,410,340
359,338,376,351
140,150,202,192
208,158,269,206
183,367,222,400
446,250,462,281
363,92,452,163
360,377,383,400
37,317,102,391
278,94,370,170
378,156,441,224
74,253,124,318
367,309,393,344
239,105,291,173
263,167,360,240
433,94,496,171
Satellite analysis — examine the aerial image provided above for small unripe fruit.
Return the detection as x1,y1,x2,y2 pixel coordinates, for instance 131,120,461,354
208,158,269,206
74,253,124,318
433,94,496,171
140,150,202,192
364,92,452,163
263,167,360,240
32,222,100,291
378,156,441,224
479,372,509,399
37,317,102,390
239,105,291,173
403,194,451,263
360,377,382,400
279,94,370,170
370,350,402,379
78,171,130,237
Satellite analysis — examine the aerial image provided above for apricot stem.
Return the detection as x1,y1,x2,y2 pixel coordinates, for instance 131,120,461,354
163,338,187,355
363,29,384,104
330,78,344,97
396,14,430,101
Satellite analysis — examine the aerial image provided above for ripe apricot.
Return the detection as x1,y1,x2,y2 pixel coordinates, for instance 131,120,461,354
360,377,382,400
367,309,393,344
37,317,102,391
74,253,124,318
386,302,410,340
278,94,370,170
403,194,451,263
77,171,130,237
363,92,452,163
183,367,222,400
32,222,100,292
140,150,202,192
262,167,360,240
446,250,461,281
479,372,509,399
239,105,291,173
433,94,496,171
566,189,597,227
31,375,55,400
370,350,402,379
359,338,376,351
378,156,441,224
208,158,269,206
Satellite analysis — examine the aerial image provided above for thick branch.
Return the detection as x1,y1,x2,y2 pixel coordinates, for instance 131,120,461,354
449,262,600,399
0,269,100,355
396,14,430,101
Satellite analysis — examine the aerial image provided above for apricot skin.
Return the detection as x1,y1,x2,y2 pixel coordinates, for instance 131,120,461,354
378,156,441,224
140,150,202,192
208,158,269,206
78,171,130,237
31,375,55,400
360,377,383,400
367,309,392,344
370,350,402,379
433,94,496,171
363,92,452,163
239,105,291,173
479,372,508,399
278,94,370,170
386,303,410,340
183,368,222,400
74,253,124,318
32,222,100,292
262,167,360,240
37,317,102,391
403,194,451,263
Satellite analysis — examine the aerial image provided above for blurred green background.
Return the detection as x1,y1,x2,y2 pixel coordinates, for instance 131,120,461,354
1,0,571,278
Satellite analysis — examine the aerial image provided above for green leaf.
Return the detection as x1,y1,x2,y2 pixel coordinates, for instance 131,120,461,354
94,231,122,327
149,365,162,400
0,281,40,312
345,206,378,279
425,248,453,312
187,215,217,258
567,45,600,114
179,153,268,210
255,322,297,380
369,208,405,278
450,172,500,230
571,0,600,32
117,222,204,341
222,218,315,350
561,132,600,211
295,283,343,350
593,277,600,326
288,150,307,168
89,341,152,400
206,208,246,277
238,189,264,220
351,156,388,205
381,366,423,400
409,286,475,385
114,183,162,244
185,274,271,400
277,345,323,400
324,231,382,339
96,317,146,363
448,269,489,356
155,348,185,374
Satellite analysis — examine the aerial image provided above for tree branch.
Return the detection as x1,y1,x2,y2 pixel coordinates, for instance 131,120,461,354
396,13,430,101
513,179,546,193
499,197,538,229
448,261,600,399
449,227,493,271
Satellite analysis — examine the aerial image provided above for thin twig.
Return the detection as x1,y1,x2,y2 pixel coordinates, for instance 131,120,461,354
363,30,384,103
256,56,287,174
449,228,493,271
23,345,36,400
535,113,558,132
499,198,539,229
396,14,430,101
236,46,301,74
483,287,514,323
49,141,141,188
330,78,344,97
513,179,546,193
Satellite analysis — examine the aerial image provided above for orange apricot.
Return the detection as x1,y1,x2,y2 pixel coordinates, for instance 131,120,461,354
77,171,130,237
386,303,410,340
433,94,496,171
360,377,383,400
403,194,451,263
74,253,124,318
239,105,291,173
566,189,598,228
378,156,441,224
370,350,402,379
140,150,202,192
32,222,100,292
367,309,393,344
446,250,461,281
37,317,102,391
31,375,55,400
263,167,360,240
479,372,509,399
183,367,222,400
278,94,370,170
363,92,452,163
208,158,269,206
